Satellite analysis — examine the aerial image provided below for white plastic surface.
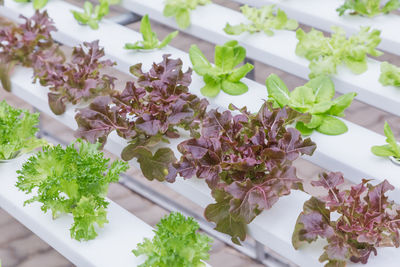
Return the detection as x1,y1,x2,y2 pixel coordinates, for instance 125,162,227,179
0,156,155,267
117,0,400,116
231,0,400,55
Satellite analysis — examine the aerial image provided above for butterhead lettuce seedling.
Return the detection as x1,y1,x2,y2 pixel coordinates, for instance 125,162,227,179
371,122,400,160
0,101,47,160
13,0,49,9
337,0,400,17
296,26,382,78
189,40,254,97
224,5,298,36
124,14,179,51
163,0,211,29
379,62,400,87
266,74,356,135
133,212,212,267
16,139,129,241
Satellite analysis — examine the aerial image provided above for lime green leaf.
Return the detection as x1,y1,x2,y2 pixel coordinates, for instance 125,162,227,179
221,80,248,95
316,116,348,135
201,74,221,97
265,74,290,107
305,75,335,103
379,61,400,87
371,144,396,157
158,30,179,48
328,92,357,117
290,86,315,111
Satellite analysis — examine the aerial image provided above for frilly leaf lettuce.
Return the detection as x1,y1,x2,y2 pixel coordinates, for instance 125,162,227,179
189,40,254,97
296,26,382,78
125,14,179,51
163,0,211,29
169,102,316,244
224,5,298,36
72,0,120,30
266,74,356,135
293,172,400,265
379,61,400,87
0,100,47,160
16,139,129,241
133,212,212,267
337,0,400,17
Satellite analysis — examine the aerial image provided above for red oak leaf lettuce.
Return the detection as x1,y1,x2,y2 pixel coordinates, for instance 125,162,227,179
0,10,62,91
292,172,400,266
34,40,116,115
75,55,209,181
171,103,316,244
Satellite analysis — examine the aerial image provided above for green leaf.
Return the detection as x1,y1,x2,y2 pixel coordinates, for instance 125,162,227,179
223,23,246,35
305,75,335,103
304,114,324,129
215,44,235,71
383,122,400,157
296,121,315,136
265,74,290,107
189,44,212,76
316,116,348,135
201,74,221,97
379,61,400,87
158,30,179,48
328,92,356,117
176,9,190,29
289,86,315,111
140,15,156,43
371,144,396,157
227,63,253,82
221,80,248,95
33,0,48,9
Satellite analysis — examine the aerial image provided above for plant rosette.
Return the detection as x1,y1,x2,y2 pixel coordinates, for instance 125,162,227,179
337,0,400,17
266,74,356,135
292,172,400,266
75,55,209,182
169,102,316,244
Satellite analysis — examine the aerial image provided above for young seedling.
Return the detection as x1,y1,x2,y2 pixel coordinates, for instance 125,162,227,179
379,62,400,87
163,0,211,29
371,122,400,160
266,74,356,135
133,212,212,267
296,26,382,78
189,40,254,97
124,15,178,51
13,0,48,9
72,0,119,30
224,5,298,36
337,0,400,17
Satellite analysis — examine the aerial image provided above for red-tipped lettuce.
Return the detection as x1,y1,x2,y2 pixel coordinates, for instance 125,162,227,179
292,172,400,266
171,102,316,244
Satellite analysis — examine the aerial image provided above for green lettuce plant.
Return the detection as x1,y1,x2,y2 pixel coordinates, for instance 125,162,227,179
189,40,254,97
224,4,298,36
124,15,178,51
337,0,400,17
72,0,120,30
0,100,47,160
379,62,400,87
133,212,212,267
296,26,382,78
163,0,211,29
266,74,356,135
16,139,129,241
13,0,48,9
371,122,400,160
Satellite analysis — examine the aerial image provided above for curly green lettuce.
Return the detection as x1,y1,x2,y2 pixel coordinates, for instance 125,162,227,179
379,61,400,87
0,100,47,160
224,4,298,36
133,212,212,267
296,26,382,78
163,0,211,29
337,0,400,17
16,139,129,241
